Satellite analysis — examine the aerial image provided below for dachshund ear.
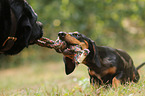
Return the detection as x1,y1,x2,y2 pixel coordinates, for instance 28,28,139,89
63,57,76,75
90,41,101,68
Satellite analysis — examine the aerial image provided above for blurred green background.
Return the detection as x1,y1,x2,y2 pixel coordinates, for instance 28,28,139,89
0,0,145,68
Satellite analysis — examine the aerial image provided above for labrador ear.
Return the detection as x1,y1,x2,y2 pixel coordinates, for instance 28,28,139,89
18,15,32,47
89,40,101,68
63,56,76,75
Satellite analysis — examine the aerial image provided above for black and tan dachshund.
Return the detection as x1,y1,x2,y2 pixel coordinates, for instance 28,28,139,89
58,32,145,87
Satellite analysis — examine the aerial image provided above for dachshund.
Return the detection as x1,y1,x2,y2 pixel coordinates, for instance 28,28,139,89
58,32,145,87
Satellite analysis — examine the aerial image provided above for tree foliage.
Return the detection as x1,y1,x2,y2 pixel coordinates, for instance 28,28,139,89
27,0,145,48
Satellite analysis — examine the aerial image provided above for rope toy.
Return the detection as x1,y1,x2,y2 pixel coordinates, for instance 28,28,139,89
36,32,90,64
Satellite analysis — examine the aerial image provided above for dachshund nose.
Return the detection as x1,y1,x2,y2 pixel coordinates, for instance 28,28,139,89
58,32,66,38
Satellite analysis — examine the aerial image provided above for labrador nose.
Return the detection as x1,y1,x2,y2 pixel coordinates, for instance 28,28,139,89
58,32,67,40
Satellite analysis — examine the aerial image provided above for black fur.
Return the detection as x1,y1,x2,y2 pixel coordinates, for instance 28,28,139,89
0,0,43,55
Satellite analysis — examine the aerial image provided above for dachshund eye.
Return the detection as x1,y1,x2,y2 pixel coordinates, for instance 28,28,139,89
74,34,79,36
73,33,80,37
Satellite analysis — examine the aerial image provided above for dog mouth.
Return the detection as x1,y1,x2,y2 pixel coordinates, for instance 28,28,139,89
58,32,82,45
30,34,43,45
57,35,89,65
63,46,90,65
58,32,90,64
30,22,43,44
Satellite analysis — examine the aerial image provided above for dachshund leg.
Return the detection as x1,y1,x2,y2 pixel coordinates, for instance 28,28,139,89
112,77,121,88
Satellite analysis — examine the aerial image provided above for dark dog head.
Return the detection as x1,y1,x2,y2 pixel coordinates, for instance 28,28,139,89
2,0,43,55
58,32,101,75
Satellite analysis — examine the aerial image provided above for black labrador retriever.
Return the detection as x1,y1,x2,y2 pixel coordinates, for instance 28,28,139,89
0,0,43,55
58,32,145,87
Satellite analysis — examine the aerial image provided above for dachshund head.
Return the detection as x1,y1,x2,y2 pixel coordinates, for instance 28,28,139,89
58,32,101,75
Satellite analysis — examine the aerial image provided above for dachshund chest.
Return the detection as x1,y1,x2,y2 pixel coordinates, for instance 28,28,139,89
89,66,117,78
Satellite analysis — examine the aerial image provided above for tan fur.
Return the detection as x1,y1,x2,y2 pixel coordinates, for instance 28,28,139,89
112,77,121,88
64,34,88,50
102,67,117,75
65,34,81,44
89,70,104,84
89,67,117,85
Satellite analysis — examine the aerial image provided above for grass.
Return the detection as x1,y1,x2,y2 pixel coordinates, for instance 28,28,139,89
0,49,145,96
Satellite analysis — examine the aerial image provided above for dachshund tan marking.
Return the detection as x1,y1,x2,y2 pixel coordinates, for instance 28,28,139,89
112,77,121,88
58,32,89,50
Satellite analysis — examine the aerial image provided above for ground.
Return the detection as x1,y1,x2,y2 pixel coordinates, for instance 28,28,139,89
0,49,145,96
